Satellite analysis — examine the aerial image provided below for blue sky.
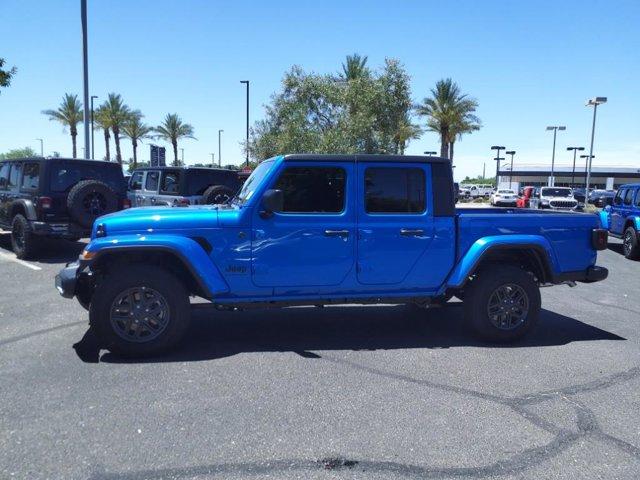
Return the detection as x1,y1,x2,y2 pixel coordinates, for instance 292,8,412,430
1,0,639,180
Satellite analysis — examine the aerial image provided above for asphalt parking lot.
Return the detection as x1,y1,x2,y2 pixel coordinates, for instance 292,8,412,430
1,233,639,479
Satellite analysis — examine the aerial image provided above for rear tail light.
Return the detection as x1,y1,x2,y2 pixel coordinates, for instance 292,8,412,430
178,198,190,206
122,198,132,209
591,228,608,250
37,196,52,210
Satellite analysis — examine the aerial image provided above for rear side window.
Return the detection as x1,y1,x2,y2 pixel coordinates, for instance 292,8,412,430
129,171,143,190
614,190,625,205
624,189,634,205
0,163,9,189
145,171,159,191
274,166,345,213
635,189,640,207
365,167,425,214
184,170,234,195
8,163,22,189
21,163,39,190
49,163,125,193
160,171,181,194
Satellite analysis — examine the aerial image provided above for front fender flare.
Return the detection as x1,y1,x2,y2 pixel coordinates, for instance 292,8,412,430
445,235,559,289
84,234,229,298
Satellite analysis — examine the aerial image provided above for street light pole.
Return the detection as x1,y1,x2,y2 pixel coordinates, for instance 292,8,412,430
90,95,98,159
218,129,223,167
81,0,90,159
505,151,516,189
546,126,566,186
491,146,505,187
210,153,215,167
567,147,585,188
240,80,250,167
585,97,607,201
36,138,43,157
581,154,595,189
180,148,184,165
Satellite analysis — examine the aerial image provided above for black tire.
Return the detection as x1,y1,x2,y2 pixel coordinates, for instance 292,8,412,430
202,185,235,205
67,180,119,229
463,266,540,342
623,227,640,260
11,214,40,259
89,265,191,357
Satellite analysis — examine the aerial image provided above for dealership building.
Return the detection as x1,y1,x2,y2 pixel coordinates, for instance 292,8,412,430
497,164,640,190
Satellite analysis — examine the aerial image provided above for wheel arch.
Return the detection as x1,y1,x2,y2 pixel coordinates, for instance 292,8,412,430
9,200,37,221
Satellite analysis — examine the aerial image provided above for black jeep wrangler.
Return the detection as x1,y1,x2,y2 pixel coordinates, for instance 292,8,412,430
0,157,129,259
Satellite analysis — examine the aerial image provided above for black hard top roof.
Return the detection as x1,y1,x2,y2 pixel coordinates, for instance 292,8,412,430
0,156,121,165
282,154,451,164
132,166,234,172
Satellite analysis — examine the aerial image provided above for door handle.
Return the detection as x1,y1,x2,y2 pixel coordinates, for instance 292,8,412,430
400,228,424,237
324,229,349,238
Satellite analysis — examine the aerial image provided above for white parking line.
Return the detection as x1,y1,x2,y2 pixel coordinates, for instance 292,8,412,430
0,251,42,271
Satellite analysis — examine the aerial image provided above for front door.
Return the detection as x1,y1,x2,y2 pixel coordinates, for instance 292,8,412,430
356,162,437,288
251,161,355,288
611,188,630,235
141,170,160,206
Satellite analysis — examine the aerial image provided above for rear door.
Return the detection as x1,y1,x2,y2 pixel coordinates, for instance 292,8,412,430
356,162,440,289
611,188,630,234
158,170,182,206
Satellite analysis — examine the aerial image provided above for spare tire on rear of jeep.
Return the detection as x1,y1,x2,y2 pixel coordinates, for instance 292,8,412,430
67,179,119,229
202,185,235,205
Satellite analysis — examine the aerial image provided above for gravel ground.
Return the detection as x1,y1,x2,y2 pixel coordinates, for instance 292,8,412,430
0,234,638,480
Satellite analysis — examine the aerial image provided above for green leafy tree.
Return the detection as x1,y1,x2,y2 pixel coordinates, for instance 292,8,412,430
42,94,84,158
154,113,196,166
101,93,130,164
94,105,111,161
416,78,481,160
0,147,37,159
0,58,17,93
122,111,153,169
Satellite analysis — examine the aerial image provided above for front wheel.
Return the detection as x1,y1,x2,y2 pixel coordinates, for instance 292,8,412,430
463,266,540,342
89,265,191,357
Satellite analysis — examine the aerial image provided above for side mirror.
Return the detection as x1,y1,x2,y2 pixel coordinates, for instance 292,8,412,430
260,189,284,218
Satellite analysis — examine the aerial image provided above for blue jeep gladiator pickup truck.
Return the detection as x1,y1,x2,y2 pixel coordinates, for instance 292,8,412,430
598,183,640,260
56,154,609,356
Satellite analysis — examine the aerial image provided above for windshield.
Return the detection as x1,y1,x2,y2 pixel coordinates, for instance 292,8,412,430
232,161,273,206
541,187,572,197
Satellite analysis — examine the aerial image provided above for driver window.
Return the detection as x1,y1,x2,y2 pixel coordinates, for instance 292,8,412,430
614,190,624,205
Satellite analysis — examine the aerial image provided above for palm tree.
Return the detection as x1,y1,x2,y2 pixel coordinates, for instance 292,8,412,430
154,113,196,166
42,94,84,158
101,93,130,164
394,115,422,155
122,111,153,169
93,105,111,160
416,78,480,159
340,54,369,80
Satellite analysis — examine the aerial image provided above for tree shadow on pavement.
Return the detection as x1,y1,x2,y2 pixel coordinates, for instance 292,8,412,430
73,303,625,364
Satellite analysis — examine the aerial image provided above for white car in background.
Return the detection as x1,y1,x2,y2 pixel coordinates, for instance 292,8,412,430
537,187,579,210
490,189,518,206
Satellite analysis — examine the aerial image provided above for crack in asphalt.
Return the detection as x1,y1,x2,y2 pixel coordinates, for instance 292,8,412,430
92,355,640,480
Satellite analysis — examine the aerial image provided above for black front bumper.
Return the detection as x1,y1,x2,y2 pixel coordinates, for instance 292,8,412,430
555,265,609,284
55,261,80,298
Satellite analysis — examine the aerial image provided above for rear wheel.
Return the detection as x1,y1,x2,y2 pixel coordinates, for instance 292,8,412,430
202,185,235,205
464,266,540,342
11,214,40,259
623,227,640,260
89,265,191,357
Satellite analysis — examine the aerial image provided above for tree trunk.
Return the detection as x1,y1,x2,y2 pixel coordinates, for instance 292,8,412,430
71,132,77,159
440,130,448,158
132,139,138,169
103,128,111,161
172,141,178,166
399,140,405,155
113,126,122,164
449,141,454,161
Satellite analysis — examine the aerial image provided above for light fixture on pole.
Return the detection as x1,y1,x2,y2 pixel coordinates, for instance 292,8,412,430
90,95,98,159
36,138,43,157
491,146,505,186
567,147,585,188
218,129,223,167
240,80,250,167
545,126,566,186
423,151,437,156
585,97,607,201
580,154,595,188
505,150,516,189
81,0,90,159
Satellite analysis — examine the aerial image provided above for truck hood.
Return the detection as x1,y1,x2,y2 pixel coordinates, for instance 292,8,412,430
93,205,221,236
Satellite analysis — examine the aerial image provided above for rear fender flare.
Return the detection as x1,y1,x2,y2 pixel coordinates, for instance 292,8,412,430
84,234,229,298
10,199,38,221
445,235,559,289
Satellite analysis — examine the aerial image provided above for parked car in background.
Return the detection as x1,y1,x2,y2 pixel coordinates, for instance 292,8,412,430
573,187,586,204
128,166,241,207
588,189,616,208
599,184,640,259
463,184,493,198
453,182,459,203
458,185,471,199
0,157,129,258
537,187,578,210
490,189,518,206
56,154,608,356
516,186,537,208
